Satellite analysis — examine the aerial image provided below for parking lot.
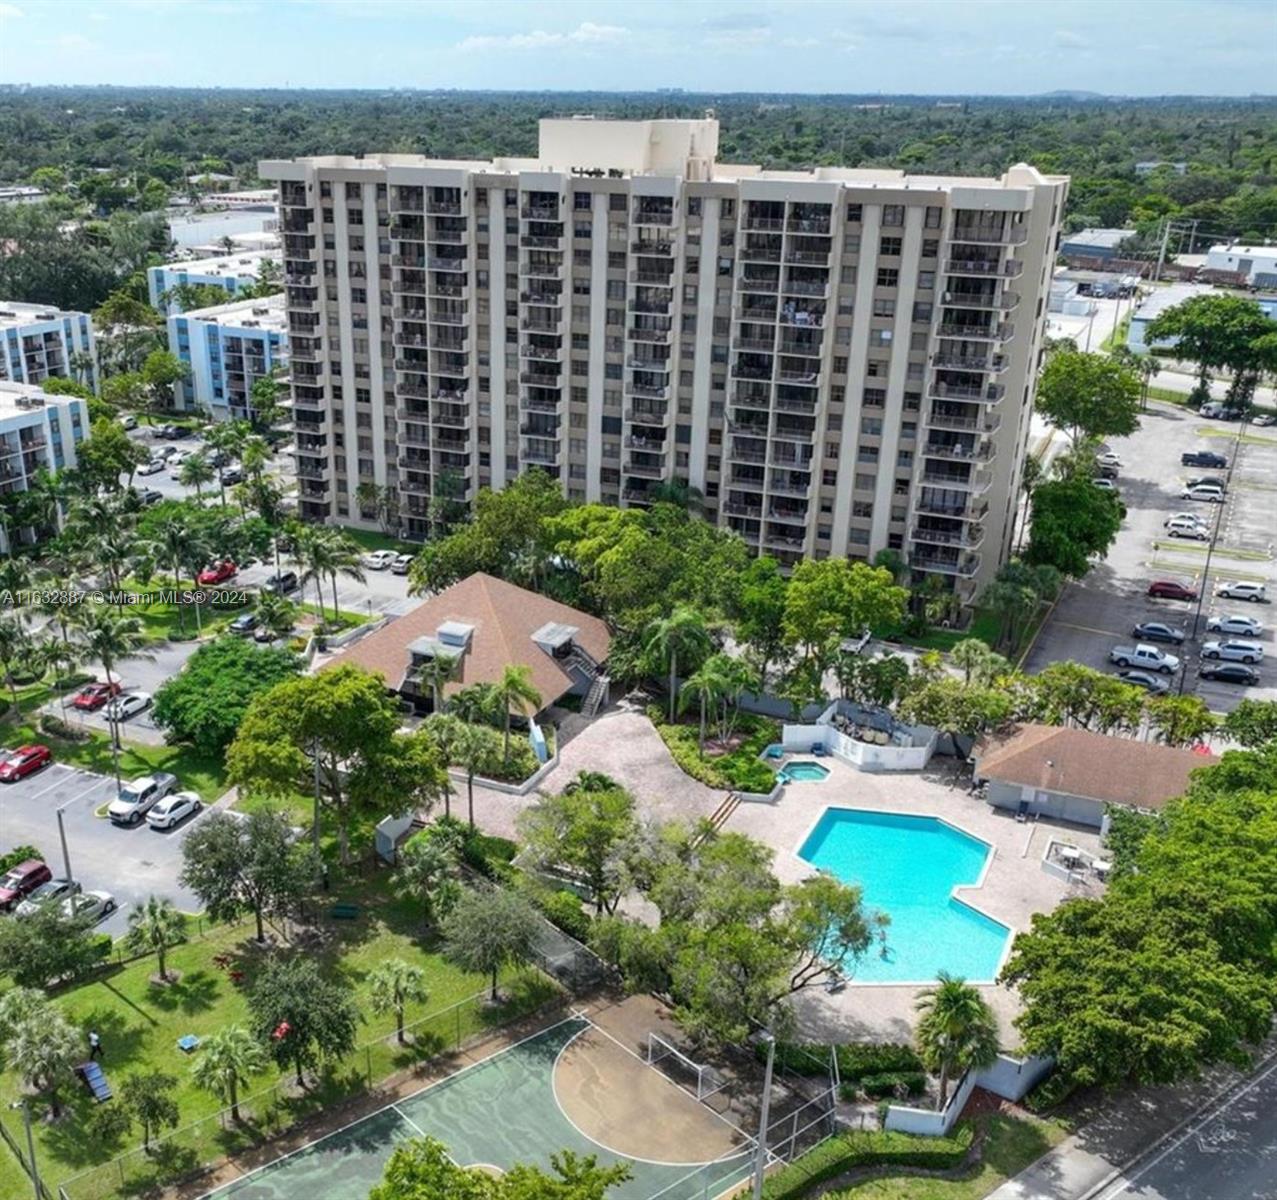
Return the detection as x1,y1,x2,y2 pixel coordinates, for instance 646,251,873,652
0,757,206,936
1024,400,1275,714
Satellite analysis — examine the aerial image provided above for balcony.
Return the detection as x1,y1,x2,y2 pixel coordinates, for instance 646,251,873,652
629,356,671,373
519,370,562,387
631,239,674,256
774,395,817,414
521,205,561,221
626,381,669,401
521,343,562,362
782,278,828,297
628,326,670,343
632,204,674,227
734,385,772,409
431,281,470,300
431,228,466,245
787,213,832,235
429,256,467,272
777,368,819,385
430,309,468,326
930,380,1006,403
740,241,782,263
729,442,768,465
521,316,561,333
743,214,785,231
778,339,822,358
625,407,669,425
769,477,812,498
735,337,775,353
521,395,562,413
950,224,1028,245
784,250,830,266
390,223,425,242
922,440,993,463
434,388,467,403
629,298,671,316
431,409,472,429
932,352,1007,372
911,524,986,550
779,306,824,329
927,406,1002,435
629,269,674,287
764,529,807,551
624,459,666,478
523,261,563,280
521,291,563,307
936,322,1014,342
943,289,1019,311
910,552,981,577
772,423,815,443
624,434,666,452
921,467,992,494
738,274,780,294
768,506,810,526
523,444,560,466
428,198,463,216
722,499,763,518
727,416,769,436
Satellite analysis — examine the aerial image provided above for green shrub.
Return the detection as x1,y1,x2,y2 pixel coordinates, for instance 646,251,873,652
1023,1070,1075,1114
762,1041,924,1083
39,713,90,741
849,1070,929,1100
462,830,518,880
759,1124,973,1199
535,889,593,942
647,705,780,793
479,739,540,784
0,844,44,873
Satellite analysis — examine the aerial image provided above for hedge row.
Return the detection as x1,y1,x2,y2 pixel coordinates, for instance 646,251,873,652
532,888,593,943
761,1041,925,1083
759,1124,973,1200
847,1070,929,1100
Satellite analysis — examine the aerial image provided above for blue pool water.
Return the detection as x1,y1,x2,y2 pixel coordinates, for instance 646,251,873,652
797,808,1011,983
781,761,830,783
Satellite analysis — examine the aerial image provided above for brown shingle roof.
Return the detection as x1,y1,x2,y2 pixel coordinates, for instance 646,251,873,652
974,723,1216,811
322,572,610,709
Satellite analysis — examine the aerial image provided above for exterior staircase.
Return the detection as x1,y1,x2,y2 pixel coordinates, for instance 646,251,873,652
582,673,610,718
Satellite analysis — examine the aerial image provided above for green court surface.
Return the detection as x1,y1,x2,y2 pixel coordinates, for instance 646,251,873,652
206,1018,752,1200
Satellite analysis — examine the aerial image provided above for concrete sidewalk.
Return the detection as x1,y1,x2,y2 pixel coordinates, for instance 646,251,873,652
988,1043,1277,1199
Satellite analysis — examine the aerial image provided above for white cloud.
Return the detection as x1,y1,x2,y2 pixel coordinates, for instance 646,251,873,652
706,26,771,49
1054,29,1089,49
55,32,97,52
457,21,628,53
0,2,25,18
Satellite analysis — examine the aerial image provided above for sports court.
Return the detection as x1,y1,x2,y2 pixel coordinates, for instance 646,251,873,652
204,1016,755,1199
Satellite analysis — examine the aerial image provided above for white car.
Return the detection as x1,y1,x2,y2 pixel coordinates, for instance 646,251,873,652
104,692,152,722
363,549,397,570
15,878,80,919
391,553,414,575
1201,639,1264,664
146,791,203,830
1206,614,1264,637
121,414,137,430
1164,518,1209,541
61,889,117,923
1096,451,1122,468
108,772,178,826
1092,478,1117,492
1164,512,1209,530
1218,581,1267,603
137,458,165,476
1182,486,1225,503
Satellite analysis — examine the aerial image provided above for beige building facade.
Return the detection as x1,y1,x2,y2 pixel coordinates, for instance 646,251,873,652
261,117,1066,602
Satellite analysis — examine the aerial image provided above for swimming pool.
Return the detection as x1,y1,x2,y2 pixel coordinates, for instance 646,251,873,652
797,808,1010,984
780,761,830,783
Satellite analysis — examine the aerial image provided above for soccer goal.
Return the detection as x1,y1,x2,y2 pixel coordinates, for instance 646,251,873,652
646,1031,729,1103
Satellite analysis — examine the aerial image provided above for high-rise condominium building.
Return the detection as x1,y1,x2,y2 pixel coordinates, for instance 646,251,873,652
261,117,1066,603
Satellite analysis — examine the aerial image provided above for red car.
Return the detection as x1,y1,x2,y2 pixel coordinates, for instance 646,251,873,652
197,560,237,586
0,859,52,910
0,744,53,782
1147,580,1199,602
72,681,122,711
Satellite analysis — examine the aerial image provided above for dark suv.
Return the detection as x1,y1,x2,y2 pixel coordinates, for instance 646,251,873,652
265,571,299,595
1181,451,1227,468
1199,662,1260,686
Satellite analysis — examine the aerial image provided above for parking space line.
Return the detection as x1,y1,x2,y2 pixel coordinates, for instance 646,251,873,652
61,775,117,809
1053,621,1128,638
22,765,84,802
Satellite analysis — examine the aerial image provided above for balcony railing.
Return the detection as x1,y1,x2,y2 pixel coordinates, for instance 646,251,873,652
911,524,986,549
950,224,1029,245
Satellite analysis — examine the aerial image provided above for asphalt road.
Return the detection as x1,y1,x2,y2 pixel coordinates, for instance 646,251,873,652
1095,1056,1277,1200
1024,402,1275,714
0,757,206,936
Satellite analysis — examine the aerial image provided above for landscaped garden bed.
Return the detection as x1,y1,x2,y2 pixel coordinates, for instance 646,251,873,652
646,705,780,793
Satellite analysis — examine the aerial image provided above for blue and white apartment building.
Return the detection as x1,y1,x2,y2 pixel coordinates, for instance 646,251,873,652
0,381,89,551
148,249,281,314
0,301,97,390
168,294,288,421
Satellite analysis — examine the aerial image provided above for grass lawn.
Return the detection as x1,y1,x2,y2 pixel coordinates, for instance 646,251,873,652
337,525,420,556
887,608,1003,654
117,578,248,644
0,873,560,1198
822,1114,1064,1199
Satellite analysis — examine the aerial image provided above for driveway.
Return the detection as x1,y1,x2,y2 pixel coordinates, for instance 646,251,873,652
0,758,206,936
1023,402,1276,714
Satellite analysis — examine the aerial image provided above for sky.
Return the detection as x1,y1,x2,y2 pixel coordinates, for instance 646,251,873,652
0,0,1273,96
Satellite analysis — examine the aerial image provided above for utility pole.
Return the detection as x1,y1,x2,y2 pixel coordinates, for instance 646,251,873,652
752,1032,776,1200
9,1099,41,1200
56,802,74,885
1153,217,1174,284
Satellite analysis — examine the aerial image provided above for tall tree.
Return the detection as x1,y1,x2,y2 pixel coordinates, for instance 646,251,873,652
1035,349,1142,444
733,556,789,690
124,894,187,983
4,1008,81,1118
914,973,1000,1111
394,827,463,934
644,605,713,723
442,887,541,1002
247,956,360,1089
492,662,541,761
1025,477,1125,578
119,1071,180,1151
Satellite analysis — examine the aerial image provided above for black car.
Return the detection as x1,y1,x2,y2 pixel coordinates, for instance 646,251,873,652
1181,451,1227,468
1186,476,1225,492
1199,662,1260,686
220,467,244,485
1117,670,1171,694
1132,621,1186,645
229,612,259,635
265,571,299,595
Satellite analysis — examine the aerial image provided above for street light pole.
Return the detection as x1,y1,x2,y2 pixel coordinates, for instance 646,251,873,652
752,1032,776,1200
9,1099,41,1200
56,803,74,885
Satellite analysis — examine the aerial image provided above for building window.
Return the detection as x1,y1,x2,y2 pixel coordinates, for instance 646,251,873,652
687,197,702,216
574,192,591,210
876,268,899,288
924,206,942,228
879,237,902,257
882,205,904,227
846,203,862,223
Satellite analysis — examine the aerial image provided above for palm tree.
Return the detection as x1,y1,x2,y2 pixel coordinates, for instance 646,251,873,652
393,832,461,933
414,651,456,713
680,658,729,752
0,616,32,712
951,638,993,686
423,713,462,819
0,556,33,626
39,637,82,723
492,663,541,761
125,894,187,984
452,721,494,830
69,348,96,387
178,452,215,500
72,607,151,781
254,591,297,640
914,972,1000,1111
149,512,209,635
189,1026,267,1122
644,606,713,723
318,529,365,623
21,467,68,538
88,529,142,592
368,958,429,1044
6,1010,80,1118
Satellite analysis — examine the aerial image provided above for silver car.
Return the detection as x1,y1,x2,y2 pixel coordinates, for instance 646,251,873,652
1206,614,1264,637
146,791,203,831
1201,640,1264,664
61,890,117,924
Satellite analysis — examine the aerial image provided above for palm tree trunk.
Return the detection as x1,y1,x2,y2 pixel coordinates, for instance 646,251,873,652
936,1061,950,1112
490,966,499,1002
396,1005,405,1044
698,693,706,752
157,942,167,982
503,711,511,760
330,574,339,623
230,1076,239,1122
668,650,677,722
467,771,475,829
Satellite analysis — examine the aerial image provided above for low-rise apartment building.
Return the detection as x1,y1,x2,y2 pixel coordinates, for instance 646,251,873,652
0,381,89,552
0,301,97,390
261,117,1066,602
168,294,288,421
148,250,281,314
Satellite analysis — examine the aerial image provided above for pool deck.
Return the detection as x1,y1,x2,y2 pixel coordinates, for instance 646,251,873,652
722,755,1104,1050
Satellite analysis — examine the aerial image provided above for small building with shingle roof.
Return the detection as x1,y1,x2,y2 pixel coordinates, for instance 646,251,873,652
323,572,610,714
973,723,1216,829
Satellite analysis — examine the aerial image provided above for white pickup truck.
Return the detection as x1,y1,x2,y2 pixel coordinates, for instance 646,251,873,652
1109,643,1181,674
